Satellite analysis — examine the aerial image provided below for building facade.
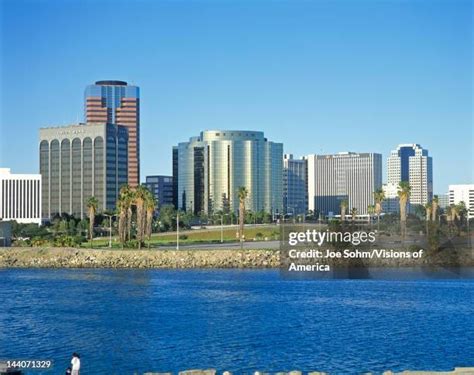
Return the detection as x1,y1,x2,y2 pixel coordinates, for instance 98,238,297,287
437,193,449,209
387,144,433,206
0,168,42,224
449,184,474,219
307,152,382,216
144,175,174,210
174,130,283,215
84,80,140,187
39,123,128,219
283,154,307,215
381,182,407,214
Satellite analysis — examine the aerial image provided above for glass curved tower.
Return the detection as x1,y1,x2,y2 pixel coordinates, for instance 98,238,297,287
174,130,283,215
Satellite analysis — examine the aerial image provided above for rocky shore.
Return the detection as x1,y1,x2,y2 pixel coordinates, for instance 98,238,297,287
0,246,472,269
0,247,279,268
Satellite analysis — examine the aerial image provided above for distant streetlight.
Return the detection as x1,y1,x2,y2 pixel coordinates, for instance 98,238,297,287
221,213,231,243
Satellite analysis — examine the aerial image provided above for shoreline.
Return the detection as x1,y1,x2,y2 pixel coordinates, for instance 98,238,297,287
0,247,473,269
0,247,280,269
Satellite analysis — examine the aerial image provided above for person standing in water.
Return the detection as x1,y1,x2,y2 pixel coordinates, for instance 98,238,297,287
71,353,80,375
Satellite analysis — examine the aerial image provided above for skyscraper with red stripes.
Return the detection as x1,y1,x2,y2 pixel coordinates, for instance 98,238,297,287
84,80,140,188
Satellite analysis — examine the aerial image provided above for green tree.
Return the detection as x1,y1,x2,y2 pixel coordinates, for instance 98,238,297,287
157,204,177,231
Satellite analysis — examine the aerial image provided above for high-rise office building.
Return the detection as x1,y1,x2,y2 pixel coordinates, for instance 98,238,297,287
387,144,433,206
307,152,382,216
84,80,140,187
39,123,128,219
144,175,174,211
0,168,42,225
449,184,474,219
174,130,283,215
283,154,307,215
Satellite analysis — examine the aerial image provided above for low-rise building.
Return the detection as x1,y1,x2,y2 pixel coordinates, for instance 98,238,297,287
0,221,12,247
449,184,474,219
144,175,174,210
0,168,42,224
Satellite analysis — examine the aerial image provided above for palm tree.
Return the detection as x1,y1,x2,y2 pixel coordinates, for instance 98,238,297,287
86,196,99,246
431,195,439,222
373,189,385,230
367,205,375,227
456,201,467,226
424,202,432,222
145,189,157,248
237,186,248,248
398,181,411,238
351,207,358,224
118,185,134,244
134,185,148,249
340,199,349,222
117,195,127,247
424,201,432,235
446,204,454,226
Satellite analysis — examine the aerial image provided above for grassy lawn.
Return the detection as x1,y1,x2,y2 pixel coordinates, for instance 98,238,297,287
82,226,280,249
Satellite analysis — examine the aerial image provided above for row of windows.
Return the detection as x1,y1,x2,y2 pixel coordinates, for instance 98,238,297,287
1,179,41,219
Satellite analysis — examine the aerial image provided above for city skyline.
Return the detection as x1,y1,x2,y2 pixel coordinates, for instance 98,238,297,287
1,0,472,194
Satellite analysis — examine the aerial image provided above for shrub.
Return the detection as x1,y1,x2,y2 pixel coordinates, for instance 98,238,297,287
124,240,140,249
54,235,82,247
12,239,31,247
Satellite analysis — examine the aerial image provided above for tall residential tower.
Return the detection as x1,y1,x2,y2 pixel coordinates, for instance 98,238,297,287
85,80,140,187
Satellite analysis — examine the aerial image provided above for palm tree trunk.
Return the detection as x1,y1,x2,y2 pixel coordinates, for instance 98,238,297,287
400,197,407,238
89,207,94,248
127,207,132,241
239,202,244,249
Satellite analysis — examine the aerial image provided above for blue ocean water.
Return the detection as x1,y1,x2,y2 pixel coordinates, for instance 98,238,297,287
0,269,473,375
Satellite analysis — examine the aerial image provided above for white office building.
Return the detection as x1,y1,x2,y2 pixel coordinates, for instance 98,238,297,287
387,144,433,206
448,184,474,219
0,168,42,225
306,152,382,215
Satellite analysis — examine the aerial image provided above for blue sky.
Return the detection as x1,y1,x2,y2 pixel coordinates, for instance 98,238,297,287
0,0,472,194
